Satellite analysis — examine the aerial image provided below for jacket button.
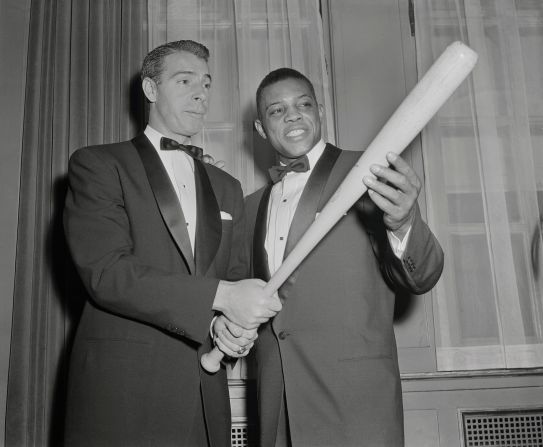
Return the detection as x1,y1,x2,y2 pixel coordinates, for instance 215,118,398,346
278,331,288,340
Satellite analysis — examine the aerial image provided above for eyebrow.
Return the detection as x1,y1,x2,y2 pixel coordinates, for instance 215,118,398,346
170,71,212,83
265,93,313,111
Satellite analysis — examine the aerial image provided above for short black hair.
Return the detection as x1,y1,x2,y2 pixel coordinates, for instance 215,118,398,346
141,40,210,83
255,68,317,119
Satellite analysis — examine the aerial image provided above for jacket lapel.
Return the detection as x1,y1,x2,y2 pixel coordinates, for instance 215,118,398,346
194,161,221,275
279,144,341,297
252,184,273,281
283,144,342,259
132,133,195,274
315,147,362,212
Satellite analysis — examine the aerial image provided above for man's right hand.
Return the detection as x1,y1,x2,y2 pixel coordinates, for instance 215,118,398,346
212,279,282,329
212,315,258,358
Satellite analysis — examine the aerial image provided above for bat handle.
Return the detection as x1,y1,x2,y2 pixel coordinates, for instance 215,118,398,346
200,346,223,373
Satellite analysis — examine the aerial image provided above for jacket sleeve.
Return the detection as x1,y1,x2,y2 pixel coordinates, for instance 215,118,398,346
364,198,444,295
63,147,222,344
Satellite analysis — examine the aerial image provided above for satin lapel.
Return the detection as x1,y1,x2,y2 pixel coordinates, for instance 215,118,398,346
252,184,273,281
132,133,195,273
315,146,361,211
278,145,341,298
283,144,342,259
194,161,221,275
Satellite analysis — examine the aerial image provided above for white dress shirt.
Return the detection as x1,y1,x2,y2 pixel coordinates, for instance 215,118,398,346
144,125,197,254
265,140,411,275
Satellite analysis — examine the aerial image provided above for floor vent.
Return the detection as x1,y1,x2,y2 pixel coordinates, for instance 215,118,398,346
231,424,248,447
462,409,543,446
231,422,252,447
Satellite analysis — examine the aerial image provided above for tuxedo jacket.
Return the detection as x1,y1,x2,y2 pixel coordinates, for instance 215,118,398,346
63,134,245,446
245,144,444,447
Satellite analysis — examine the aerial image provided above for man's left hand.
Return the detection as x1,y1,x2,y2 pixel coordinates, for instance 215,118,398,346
362,152,421,239
202,154,226,170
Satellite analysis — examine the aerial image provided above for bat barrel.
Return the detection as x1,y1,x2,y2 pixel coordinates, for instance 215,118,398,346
265,41,477,291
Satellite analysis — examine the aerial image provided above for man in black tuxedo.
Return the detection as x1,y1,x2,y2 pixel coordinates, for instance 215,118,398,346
63,40,280,447
214,67,444,446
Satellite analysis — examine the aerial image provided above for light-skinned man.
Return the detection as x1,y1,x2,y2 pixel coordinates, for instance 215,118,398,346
63,40,280,447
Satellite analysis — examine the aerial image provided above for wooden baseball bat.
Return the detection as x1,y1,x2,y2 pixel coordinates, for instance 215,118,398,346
201,41,478,373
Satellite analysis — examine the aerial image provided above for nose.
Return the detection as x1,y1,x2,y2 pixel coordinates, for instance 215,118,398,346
192,82,208,103
284,106,302,122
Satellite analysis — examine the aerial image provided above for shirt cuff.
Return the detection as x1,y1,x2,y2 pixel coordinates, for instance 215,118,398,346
387,225,412,259
209,315,218,339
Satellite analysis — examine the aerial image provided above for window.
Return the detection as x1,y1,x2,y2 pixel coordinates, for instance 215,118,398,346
415,0,543,370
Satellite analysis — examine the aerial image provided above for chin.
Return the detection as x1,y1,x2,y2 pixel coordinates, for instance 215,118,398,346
178,127,202,138
283,145,312,159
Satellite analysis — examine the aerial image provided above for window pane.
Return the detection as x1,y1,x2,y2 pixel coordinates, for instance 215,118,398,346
451,233,500,343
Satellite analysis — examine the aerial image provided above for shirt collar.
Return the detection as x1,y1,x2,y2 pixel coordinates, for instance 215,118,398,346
305,139,326,170
144,125,163,151
279,139,326,171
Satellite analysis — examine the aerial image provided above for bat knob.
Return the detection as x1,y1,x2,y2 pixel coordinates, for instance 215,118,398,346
200,347,223,373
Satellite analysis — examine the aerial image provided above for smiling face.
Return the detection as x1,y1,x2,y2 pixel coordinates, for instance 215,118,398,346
143,50,211,143
255,77,323,162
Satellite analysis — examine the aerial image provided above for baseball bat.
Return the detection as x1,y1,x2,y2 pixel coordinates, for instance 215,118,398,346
201,41,478,373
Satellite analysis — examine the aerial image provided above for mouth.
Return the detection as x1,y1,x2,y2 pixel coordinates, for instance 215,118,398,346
285,128,306,138
185,111,205,119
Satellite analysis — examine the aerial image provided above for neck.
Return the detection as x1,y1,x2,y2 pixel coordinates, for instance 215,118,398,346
147,116,191,145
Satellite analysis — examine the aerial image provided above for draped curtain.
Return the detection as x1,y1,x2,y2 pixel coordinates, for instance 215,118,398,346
5,1,148,445
414,0,543,370
147,0,333,196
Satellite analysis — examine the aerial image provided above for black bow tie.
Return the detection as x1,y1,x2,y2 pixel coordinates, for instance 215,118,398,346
268,155,310,183
160,137,203,160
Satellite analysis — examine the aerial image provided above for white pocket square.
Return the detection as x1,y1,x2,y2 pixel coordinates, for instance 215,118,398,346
220,211,232,220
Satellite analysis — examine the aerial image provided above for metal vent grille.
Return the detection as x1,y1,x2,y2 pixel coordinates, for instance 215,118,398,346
231,423,249,447
463,409,543,446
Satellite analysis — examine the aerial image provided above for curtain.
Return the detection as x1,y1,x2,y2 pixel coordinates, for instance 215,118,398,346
147,0,333,196
415,0,543,370
5,1,148,445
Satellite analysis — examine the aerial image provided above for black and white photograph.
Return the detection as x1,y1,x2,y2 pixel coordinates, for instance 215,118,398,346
0,1,542,446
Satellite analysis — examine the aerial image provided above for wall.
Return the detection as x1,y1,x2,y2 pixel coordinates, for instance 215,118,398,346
0,0,31,443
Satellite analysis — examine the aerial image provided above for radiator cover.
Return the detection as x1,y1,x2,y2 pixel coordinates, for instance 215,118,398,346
462,409,543,446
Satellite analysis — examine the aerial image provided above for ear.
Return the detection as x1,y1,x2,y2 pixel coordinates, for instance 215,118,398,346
142,77,157,103
254,120,267,140
318,103,324,119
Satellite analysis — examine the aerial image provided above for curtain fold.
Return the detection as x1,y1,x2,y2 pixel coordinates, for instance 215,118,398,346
415,0,543,371
6,1,148,445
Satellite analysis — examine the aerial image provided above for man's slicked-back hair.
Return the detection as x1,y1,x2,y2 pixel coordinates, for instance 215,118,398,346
256,67,317,118
141,40,210,83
